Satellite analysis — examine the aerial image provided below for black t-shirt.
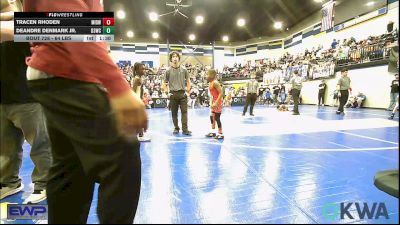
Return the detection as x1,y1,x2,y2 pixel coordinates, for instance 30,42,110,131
318,83,327,94
258,88,265,96
273,86,280,95
391,80,399,93
190,92,197,99
0,42,35,104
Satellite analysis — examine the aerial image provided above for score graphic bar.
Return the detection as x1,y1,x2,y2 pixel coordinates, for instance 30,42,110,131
14,12,114,42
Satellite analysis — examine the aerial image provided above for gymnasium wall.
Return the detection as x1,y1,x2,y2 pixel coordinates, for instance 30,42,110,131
300,65,395,109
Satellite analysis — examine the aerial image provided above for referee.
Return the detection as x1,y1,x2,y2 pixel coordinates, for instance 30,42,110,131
290,70,303,115
336,68,352,115
242,72,259,116
164,51,192,135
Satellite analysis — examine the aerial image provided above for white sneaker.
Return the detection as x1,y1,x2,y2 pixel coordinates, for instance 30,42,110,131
137,136,151,142
23,190,46,204
0,184,24,200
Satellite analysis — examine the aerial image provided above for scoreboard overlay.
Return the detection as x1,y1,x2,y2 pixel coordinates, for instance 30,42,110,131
14,12,114,42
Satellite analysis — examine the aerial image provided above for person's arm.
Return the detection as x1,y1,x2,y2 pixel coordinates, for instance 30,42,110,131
336,78,341,95
0,20,14,42
348,78,352,95
132,77,141,91
109,89,148,137
256,82,260,96
185,69,191,94
164,70,170,94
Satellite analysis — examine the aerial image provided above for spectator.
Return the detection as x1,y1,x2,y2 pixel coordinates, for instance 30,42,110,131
189,89,198,109
318,80,327,106
280,84,286,94
388,73,399,111
345,94,357,108
354,92,366,108
388,96,399,119
224,92,233,107
18,0,148,223
132,62,151,142
0,0,51,204
263,88,272,105
331,90,340,107
272,84,280,105
279,89,287,104
143,92,152,109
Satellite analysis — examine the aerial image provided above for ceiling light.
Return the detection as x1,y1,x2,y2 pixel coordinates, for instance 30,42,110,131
366,1,375,6
195,15,204,24
152,32,159,39
117,10,126,19
127,31,134,38
149,12,159,21
189,34,196,41
314,0,323,3
274,22,283,29
237,18,246,27
222,35,229,42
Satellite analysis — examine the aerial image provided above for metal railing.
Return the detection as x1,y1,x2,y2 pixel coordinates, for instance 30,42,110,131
335,43,391,66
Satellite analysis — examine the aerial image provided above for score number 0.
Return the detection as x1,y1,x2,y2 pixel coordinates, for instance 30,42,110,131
103,18,114,26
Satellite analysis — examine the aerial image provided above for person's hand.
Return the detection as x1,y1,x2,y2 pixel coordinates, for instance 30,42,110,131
0,11,14,21
0,20,14,42
211,102,217,109
110,90,148,139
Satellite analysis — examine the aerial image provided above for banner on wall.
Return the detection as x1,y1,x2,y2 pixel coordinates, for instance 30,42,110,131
285,64,309,81
118,60,131,67
142,61,154,68
231,83,247,91
263,70,285,85
231,97,246,106
152,98,168,108
309,62,335,79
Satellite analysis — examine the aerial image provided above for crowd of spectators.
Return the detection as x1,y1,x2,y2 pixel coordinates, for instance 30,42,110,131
116,29,397,109
221,28,398,80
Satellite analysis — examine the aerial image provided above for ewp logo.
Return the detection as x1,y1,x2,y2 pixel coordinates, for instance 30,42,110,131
7,204,48,220
322,202,389,220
